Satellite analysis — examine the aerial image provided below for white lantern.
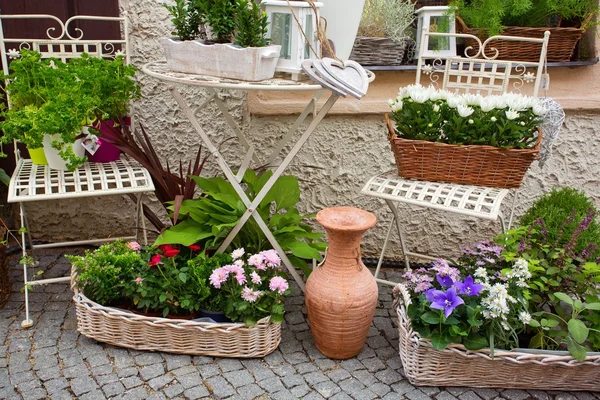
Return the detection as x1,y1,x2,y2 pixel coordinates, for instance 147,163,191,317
415,6,457,59
262,0,323,80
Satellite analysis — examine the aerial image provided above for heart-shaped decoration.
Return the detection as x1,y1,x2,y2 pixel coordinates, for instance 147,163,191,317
321,58,369,99
301,60,348,97
312,59,362,99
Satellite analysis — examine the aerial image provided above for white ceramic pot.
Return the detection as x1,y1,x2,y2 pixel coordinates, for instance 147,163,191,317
161,39,282,81
43,134,86,171
318,0,366,60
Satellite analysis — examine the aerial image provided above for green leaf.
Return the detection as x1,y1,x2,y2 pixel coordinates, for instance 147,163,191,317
179,272,187,283
0,168,9,186
287,241,321,260
420,312,441,324
545,319,560,328
260,175,300,211
154,219,214,246
463,333,488,350
553,292,574,305
566,336,588,361
430,332,453,350
159,294,167,302
545,267,560,275
585,302,600,311
568,319,589,344
528,319,541,327
270,313,284,323
529,332,545,348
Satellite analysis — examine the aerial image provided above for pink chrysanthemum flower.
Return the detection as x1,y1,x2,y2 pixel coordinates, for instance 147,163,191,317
261,249,281,268
241,286,262,303
231,248,245,260
128,241,141,251
269,276,289,294
251,271,262,285
234,259,245,268
209,268,229,289
248,253,266,270
235,272,247,285
135,276,143,284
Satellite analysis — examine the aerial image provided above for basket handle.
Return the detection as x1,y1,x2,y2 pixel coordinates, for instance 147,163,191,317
392,283,412,312
384,113,396,140
455,16,469,34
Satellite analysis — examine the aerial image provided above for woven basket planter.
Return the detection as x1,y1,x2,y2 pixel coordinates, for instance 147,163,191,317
350,37,408,66
393,284,600,391
385,114,541,188
0,226,9,308
71,268,282,358
456,17,586,63
412,0,448,9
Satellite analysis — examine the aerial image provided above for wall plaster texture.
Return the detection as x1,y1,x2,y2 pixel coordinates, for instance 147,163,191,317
19,0,600,261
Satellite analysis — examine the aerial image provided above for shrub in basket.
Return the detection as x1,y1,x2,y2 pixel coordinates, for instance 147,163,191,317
386,84,545,187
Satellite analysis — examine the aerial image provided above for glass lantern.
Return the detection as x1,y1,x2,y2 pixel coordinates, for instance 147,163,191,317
415,6,457,59
261,0,323,80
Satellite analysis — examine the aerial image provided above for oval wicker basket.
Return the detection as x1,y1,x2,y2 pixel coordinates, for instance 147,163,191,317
350,37,408,66
71,267,282,358
393,284,600,391
456,16,587,63
386,114,541,189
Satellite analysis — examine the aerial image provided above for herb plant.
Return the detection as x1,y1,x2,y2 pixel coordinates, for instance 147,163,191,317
358,0,415,44
155,169,326,276
234,0,269,48
204,0,238,43
163,0,205,41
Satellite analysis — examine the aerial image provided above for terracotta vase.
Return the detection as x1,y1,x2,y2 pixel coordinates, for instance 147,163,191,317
305,206,378,359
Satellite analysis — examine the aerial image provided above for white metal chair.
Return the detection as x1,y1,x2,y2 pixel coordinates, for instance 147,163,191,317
362,27,550,286
0,14,155,328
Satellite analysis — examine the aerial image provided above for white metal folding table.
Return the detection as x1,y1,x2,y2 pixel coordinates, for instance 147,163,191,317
142,62,344,291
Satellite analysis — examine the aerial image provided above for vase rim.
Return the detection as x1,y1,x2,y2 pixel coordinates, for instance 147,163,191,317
316,206,376,231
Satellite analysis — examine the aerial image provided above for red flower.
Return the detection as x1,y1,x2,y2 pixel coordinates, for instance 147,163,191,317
188,244,201,252
164,248,180,258
148,254,161,268
159,244,174,252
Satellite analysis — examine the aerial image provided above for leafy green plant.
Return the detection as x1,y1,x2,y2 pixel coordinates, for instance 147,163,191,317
519,187,600,259
234,0,269,47
205,0,238,43
0,168,9,186
155,169,326,276
163,0,205,40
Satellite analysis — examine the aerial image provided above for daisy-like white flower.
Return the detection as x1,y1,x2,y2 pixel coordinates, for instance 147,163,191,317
422,64,434,75
519,311,532,324
505,109,520,120
532,103,546,116
7,48,20,59
457,104,475,118
522,71,536,83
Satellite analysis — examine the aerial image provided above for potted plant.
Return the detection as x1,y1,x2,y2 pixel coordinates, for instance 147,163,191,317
386,84,545,188
154,169,327,277
394,190,600,391
350,0,415,66
161,0,282,81
68,240,286,356
451,0,598,61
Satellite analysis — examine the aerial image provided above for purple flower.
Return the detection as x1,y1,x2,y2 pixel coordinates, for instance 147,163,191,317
429,287,464,318
455,275,484,296
436,274,454,288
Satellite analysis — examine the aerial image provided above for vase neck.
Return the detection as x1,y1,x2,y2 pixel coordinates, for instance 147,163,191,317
323,227,367,268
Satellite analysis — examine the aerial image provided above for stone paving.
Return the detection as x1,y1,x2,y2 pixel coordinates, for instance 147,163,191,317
1,247,599,400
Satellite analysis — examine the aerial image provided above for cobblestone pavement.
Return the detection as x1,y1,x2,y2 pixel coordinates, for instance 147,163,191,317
1,248,599,400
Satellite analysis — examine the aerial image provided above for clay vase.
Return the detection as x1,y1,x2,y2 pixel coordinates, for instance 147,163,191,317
305,206,378,359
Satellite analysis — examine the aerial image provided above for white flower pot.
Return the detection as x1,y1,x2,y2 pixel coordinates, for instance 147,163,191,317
318,0,366,60
161,38,282,81
43,134,86,171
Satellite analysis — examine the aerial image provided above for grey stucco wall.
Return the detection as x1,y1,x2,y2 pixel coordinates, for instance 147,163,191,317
20,1,600,261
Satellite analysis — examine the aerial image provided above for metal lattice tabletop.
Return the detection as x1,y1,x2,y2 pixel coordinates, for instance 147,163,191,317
361,172,510,221
8,159,155,203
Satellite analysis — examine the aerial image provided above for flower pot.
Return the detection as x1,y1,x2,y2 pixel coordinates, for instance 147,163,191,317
161,38,281,81
318,0,366,60
27,147,48,165
87,119,130,163
305,206,378,359
201,309,232,323
42,134,86,171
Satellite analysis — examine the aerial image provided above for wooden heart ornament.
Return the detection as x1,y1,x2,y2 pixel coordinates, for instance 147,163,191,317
301,60,348,97
321,58,369,99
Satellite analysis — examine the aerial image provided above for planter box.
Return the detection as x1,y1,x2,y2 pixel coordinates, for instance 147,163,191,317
386,114,541,189
161,38,281,81
393,284,600,391
71,267,282,357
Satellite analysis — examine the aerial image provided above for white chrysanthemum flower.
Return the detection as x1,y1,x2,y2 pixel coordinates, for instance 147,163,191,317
532,103,546,116
479,97,497,112
391,100,403,112
505,109,520,120
387,98,395,107
519,311,532,324
410,87,431,104
474,267,488,278
462,93,482,107
446,96,464,109
491,116,497,122
457,104,475,118
433,104,440,112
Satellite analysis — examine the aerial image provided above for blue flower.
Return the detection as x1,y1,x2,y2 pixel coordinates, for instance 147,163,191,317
436,274,454,288
429,287,464,318
455,275,484,296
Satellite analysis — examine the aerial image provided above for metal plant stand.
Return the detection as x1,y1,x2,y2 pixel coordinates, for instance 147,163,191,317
1,14,156,328
143,62,343,292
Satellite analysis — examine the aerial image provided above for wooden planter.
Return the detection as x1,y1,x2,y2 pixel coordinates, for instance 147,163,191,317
456,16,587,63
161,38,281,81
71,267,281,357
386,114,541,189
394,284,600,391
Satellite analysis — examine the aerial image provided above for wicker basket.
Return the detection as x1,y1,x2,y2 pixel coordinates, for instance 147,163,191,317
456,16,587,62
393,284,600,391
385,114,541,189
350,37,408,66
0,226,10,308
412,0,448,9
71,268,281,358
